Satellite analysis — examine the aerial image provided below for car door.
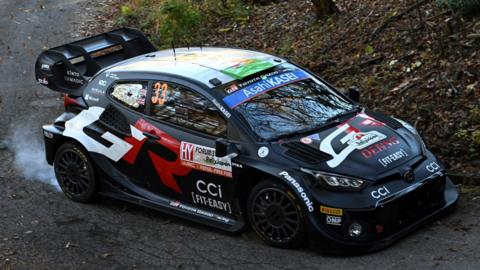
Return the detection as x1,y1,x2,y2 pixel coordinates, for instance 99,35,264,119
133,79,237,217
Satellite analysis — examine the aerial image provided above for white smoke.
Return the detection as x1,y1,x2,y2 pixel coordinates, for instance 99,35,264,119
10,126,60,191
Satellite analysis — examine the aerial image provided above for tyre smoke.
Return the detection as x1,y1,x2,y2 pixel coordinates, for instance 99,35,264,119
9,126,60,190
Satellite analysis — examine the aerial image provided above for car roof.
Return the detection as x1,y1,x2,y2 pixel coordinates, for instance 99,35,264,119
106,47,285,88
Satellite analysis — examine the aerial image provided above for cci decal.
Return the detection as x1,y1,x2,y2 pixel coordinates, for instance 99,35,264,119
426,161,440,173
192,180,232,213
180,142,232,178
279,171,314,212
222,69,310,108
320,118,387,168
378,149,408,167
371,186,390,199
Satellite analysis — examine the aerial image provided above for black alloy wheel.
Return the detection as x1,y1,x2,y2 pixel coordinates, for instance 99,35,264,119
248,180,306,248
54,142,97,202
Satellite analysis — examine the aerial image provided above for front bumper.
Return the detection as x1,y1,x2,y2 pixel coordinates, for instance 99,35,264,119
307,174,458,254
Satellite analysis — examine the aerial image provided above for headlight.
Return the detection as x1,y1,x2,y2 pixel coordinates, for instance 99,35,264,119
300,169,368,191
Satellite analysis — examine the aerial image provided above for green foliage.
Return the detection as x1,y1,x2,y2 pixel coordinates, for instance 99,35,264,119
115,0,251,47
159,0,201,45
116,0,202,47
436,0,480,14
455,105,480,154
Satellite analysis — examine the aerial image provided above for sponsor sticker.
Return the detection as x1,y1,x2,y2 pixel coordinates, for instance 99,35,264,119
105,72,119,80
222,69,310,108
320,120,388,168
84,94,99,102
180,142,232,178
191,180,232,213
37,77,48,85
371,186,390,199
257,146,269,158
326,215,342,226
426,161,440,173
347,131,387,150
300,137,313,144
41,64,50,71
361,136,400,159
225,84,239,94
279,171,314,212
98,80,107,87
90,87,105,95
211,99,231,118
169,200,232,223
320,205,343,216
377,149,408,167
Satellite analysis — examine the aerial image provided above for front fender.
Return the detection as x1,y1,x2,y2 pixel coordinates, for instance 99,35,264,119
233,156,316,214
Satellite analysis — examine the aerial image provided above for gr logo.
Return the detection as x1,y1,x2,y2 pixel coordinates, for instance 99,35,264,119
426,161,440,173
196,180,223,198
371,186,390,199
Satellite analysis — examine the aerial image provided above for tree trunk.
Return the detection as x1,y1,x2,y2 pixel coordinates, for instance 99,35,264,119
311,0,338,19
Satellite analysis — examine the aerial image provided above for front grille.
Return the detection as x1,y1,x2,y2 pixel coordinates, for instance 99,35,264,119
329,175,447,242
282,141,332,164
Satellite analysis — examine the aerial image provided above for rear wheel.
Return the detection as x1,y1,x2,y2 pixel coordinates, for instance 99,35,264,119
54,142,97,202
247,179,306,248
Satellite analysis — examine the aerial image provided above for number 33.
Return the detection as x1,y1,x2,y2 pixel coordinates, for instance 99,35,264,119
151,82,168,105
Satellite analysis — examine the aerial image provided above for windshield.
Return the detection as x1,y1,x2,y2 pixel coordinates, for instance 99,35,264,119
224,68,354,140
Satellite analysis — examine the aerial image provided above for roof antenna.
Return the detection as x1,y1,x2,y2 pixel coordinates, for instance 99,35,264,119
171,41,176,61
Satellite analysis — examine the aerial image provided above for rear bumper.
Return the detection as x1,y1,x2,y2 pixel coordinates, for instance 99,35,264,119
307,175,458,254
42,125,64,165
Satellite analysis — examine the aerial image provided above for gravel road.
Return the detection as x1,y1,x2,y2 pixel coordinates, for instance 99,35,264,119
0,1,479,269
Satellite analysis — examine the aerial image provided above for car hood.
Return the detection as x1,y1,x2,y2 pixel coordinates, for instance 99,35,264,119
281,112,423,181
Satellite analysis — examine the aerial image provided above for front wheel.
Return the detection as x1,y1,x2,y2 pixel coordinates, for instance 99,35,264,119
54,142,97,203
247,179,306,248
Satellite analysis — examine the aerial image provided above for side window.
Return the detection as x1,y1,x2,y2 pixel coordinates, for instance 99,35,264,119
150,81,227,137
110,82,147,112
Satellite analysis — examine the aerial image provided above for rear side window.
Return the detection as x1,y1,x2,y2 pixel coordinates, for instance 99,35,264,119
110,82,147,112
149,81,226,137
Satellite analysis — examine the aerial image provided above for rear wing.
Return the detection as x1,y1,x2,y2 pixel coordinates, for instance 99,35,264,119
35,28,156,95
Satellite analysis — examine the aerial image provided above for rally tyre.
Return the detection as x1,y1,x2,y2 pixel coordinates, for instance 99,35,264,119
54,142,97,203
247,179,306,248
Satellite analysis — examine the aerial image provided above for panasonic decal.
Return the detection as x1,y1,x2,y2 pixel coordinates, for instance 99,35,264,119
279,171,314,212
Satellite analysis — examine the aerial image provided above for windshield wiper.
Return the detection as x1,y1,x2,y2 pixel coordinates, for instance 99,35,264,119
325,106,362,123
273,106,362,141
274,119,341,141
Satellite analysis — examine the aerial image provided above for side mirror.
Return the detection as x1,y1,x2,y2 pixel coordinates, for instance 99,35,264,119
215,138,239,159
348,86,360,102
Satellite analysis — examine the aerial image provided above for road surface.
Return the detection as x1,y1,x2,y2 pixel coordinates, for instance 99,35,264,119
0,1,479,269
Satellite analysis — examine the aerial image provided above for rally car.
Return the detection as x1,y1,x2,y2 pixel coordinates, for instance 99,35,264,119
36,28,458,253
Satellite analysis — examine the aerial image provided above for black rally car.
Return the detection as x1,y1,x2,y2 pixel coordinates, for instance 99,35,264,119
36,28,458,252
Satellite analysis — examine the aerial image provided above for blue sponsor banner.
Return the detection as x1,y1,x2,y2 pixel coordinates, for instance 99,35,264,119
223,69,310,108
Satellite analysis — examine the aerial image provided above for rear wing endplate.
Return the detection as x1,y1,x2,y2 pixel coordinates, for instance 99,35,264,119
35,28,156,95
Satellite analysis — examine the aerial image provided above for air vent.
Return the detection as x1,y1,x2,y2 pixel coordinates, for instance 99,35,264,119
282,141,332,164
99,105,130,134
365,110,403,129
